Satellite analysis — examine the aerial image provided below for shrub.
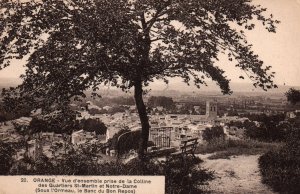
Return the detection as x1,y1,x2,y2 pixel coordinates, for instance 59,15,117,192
0,142,15,175
202,126,225,142
80,118,107,135
10,156,33,175
162,156,214,194
259,128,300,194
244,114,290,142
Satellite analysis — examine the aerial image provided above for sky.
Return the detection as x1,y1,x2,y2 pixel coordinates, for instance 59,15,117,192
0,0,300,88
241,0,300,87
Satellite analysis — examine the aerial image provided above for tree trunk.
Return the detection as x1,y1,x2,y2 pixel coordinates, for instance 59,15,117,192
134,81,150,160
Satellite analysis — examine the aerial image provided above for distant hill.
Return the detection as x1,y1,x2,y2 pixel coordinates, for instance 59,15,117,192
0,77,299,97
147,80,300,95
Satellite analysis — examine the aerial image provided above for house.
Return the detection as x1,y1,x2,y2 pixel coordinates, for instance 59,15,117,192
286,111,296,119
76,110,89,120
187,124,208,140
156,106,164,112
193,106,201,113
85,101,102,111
71,130,96,145
13,117,32,126
103,106,112,111
105,126,121,142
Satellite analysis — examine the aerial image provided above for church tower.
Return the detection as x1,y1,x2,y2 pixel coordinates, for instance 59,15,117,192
206,101,218,119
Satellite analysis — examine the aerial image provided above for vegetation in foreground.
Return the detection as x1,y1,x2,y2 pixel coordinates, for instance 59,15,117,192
7,150,213,194
259,128,300,194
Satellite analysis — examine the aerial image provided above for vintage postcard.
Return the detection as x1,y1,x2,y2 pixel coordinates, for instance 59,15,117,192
0,0,299,193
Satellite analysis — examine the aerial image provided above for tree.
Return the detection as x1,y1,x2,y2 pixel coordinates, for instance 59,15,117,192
80,118,107,135
13,118,42,158
28,117,48,134
0,0,279,159
285,88,300,105
0,114,6,125
148,96,175,110
244,114,288,141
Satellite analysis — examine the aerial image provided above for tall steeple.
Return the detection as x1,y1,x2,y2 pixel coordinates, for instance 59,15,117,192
206,101,218,119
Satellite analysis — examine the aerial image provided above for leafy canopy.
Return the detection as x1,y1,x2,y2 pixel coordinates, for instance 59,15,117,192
0,0,279,110
285,88,300,105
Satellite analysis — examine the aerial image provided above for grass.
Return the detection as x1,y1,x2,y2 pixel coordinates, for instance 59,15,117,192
225,170,238,178
195,138,283,160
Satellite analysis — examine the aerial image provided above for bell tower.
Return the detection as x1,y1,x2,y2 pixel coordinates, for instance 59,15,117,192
206,101,218,119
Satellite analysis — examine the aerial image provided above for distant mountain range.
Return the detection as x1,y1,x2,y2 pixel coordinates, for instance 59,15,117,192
147,79,300,95
0,77,299,96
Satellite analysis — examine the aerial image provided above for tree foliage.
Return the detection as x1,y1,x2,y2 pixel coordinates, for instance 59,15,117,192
239,115,288,141
0,99,31,120
147,96,174,109
285,88,300,105
80,118,107,135
0,0,279,157
30,111,79,134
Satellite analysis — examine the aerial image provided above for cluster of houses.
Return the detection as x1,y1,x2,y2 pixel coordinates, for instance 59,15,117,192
0,100,261,160
74,100,250,153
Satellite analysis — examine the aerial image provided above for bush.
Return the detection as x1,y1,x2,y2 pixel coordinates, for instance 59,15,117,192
244,114,289,142
245,125,288,142
80,118,107,135
0,142,15,175
202,126,225,142
259,128,300,194
163,156,214,194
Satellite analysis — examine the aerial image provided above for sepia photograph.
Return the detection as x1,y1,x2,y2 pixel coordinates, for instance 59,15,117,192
0,0,300,193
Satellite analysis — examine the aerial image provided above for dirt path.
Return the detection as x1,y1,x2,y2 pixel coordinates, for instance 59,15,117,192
198,154,276,194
